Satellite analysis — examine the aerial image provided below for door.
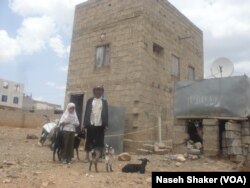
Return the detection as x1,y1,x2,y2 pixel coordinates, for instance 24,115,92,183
70,94,84,130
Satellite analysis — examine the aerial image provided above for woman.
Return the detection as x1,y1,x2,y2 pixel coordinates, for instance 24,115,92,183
59,103,79,164
84,86,108,161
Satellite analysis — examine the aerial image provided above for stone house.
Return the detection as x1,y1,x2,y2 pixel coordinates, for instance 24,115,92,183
65,0,203,151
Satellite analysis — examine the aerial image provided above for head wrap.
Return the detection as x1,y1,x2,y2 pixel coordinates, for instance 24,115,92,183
59,103,79,125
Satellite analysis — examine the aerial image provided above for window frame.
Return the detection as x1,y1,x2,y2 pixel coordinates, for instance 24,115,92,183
188,66,195,80
171,55,180,79
1,95,8,102
13,97,19,104
95,44,110,69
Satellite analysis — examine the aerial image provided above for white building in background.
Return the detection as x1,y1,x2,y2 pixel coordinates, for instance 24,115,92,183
23,94,62,111
0,78,24,109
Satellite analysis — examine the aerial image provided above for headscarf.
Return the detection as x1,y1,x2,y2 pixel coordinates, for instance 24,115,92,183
59,103,79,125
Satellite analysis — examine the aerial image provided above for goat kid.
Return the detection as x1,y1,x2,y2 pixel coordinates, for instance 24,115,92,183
89,148,102,172
122,158,149,174
105,144,115,172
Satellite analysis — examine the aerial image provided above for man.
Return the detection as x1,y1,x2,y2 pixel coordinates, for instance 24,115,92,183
83,86,108,162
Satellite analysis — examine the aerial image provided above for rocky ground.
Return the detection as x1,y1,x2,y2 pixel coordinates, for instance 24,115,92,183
0,126,248,188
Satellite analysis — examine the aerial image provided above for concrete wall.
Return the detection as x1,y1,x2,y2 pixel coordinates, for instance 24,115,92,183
0,109,61,129
66,0,203,151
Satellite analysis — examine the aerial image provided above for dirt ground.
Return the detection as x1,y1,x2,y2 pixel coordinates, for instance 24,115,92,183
0,126,248,188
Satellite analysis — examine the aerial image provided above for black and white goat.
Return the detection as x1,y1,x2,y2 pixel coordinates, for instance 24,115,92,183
51,127,85,161
122,158,149,174
89,147,102,172
105,144,115,172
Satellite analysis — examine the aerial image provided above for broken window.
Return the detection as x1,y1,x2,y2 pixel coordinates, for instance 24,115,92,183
188,66,195,80
171,55,180,79
13,97,19,104
95,44,110,68
153,43,164,56
1,95,8,102
3,81,8,89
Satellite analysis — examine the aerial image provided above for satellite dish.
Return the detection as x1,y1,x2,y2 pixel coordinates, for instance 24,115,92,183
211,57,234,78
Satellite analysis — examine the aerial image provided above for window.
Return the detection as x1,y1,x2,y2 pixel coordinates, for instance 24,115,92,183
153,43,164,56
1,95,8,102
14,84,20,92
13,97,19,104
188,66,195,80
95,44,110,68
171,55,180,78
3,82,8,89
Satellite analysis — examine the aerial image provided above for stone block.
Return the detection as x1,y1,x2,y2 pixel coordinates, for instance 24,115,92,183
222,148,228,156
242,121,250,128
224,131,241,139
202,119,218,125
227,147,242,155
226,139,241,147
225,122,241,132
247,154,250,161
204,149,219,156
242,136,250,144
243,147,248,156
229,155,245,163
242,127,250,136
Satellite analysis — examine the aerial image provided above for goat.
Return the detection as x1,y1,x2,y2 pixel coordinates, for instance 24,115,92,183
122,158,149,174
105,144,115,172
88,147,102,172
51,127,85,161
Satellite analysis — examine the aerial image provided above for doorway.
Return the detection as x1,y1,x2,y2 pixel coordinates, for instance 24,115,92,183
70,94,84,130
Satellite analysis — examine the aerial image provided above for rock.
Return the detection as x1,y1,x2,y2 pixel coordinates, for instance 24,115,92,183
187,142,194,149
42,181,49,187
0,165,3,168
118,153,131,161
189,155,199,160
3,179,11,183
7,174,19,179
157,142,166,149
33,171,42,175
175,154,186,162
194,142,202,149
3,160,16,166
188,149,201,155
175,162,181,167
26,134,38,139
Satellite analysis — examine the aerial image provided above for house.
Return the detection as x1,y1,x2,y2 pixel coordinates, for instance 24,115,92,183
0,78,24,109
65,0,204,151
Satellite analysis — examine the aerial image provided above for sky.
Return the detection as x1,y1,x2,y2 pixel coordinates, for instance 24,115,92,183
0,0,250,108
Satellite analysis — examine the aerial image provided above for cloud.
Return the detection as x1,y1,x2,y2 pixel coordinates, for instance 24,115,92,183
0,16,56,62
45,81,56,87
33,96,44,101
0,30,21,62
45,81,66,91
169,0,250,77
59,65,68,72
49,35,70,58
0,0,87,62
55,85,66,90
